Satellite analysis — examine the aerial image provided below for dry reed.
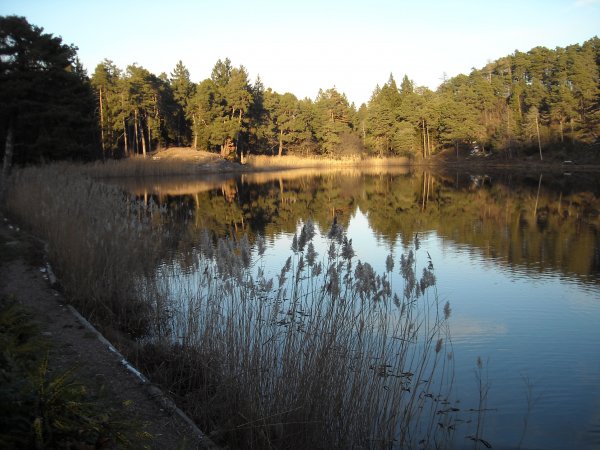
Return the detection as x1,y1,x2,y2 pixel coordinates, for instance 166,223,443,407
3,163,164,336
137,222,464,449
246,154,411,169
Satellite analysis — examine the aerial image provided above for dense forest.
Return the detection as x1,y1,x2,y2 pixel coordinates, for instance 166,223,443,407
1,15,599,168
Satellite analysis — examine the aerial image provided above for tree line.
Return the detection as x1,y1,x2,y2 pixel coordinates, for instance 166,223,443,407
1,15,599,170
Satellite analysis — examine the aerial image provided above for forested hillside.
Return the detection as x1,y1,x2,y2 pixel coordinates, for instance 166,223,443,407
1,15,599,166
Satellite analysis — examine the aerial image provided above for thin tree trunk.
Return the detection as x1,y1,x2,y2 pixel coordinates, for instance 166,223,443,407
133,110,139,155
147,121,152,154
140,114,147,158
535,113,543,161
559,118,564,143
123,118,129,156
507,107,512,159
278,129,283,157
2,117,15,180
99,86,105,157
176,112,181,146
570,118,575,144
192,115,198,150
426,125,431,157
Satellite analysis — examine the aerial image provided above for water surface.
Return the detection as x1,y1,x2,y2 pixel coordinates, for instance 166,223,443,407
121,168,600,449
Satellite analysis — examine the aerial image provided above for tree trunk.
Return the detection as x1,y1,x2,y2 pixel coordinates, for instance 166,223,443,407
123,118,129,156
147,121,152,154
176,111,181,146
535,113,543,161
2,117,15,180
426,125,431,157
570,118,575,144
507,107,512,159
192,115,198,150
140,115,147,158
559,118,564,143
133,110,139,155
278,129,283,157
99,86,105,157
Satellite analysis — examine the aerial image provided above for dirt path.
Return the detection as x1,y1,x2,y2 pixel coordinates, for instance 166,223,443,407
0,217,216,449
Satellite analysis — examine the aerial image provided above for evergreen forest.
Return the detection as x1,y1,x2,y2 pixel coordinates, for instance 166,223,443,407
1,15,599,168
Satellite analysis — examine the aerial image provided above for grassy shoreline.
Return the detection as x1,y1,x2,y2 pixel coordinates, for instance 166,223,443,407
78,147,600,180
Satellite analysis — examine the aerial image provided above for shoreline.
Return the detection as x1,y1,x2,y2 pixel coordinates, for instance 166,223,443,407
83,147,600,180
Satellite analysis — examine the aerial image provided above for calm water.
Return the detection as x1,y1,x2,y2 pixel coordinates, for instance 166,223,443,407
122,168,600,449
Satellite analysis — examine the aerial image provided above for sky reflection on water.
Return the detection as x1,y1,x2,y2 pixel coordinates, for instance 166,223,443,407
127,169,600,449
230,208,600,450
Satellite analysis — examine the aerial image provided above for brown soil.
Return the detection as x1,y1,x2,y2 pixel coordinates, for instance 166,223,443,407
0,217,216,450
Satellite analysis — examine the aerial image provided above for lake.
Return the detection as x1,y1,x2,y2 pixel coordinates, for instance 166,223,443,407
121,167,600,449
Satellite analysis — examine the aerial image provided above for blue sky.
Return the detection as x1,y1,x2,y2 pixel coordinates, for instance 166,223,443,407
2,0,599,105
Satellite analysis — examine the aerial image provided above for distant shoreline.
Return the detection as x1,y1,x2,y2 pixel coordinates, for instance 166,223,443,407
66,147,600,182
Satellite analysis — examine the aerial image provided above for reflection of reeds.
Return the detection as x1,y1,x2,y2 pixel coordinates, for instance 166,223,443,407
4,163,484,449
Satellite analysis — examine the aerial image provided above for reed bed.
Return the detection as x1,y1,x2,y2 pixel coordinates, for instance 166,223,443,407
3,163,477,449
82,156,219,178
139,226,461,449
245,154,411,169
3,163,165,336
25,152,413,181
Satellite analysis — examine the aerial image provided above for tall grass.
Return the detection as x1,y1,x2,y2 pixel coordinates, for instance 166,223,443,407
83,156,222,178
139,225,460,449
3,163,477,449
246,154,411,169
4,163,164,336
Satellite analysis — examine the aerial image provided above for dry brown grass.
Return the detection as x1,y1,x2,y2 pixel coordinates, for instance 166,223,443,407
3,163,164,335
35,148,414,181
245,154,411,169
83,148,242,178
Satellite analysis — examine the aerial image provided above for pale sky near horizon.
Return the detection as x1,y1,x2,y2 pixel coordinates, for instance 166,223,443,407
1,0,599,105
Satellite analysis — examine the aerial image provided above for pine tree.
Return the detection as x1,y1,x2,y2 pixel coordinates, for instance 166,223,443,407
170,60,195,146
91,59,123,157
314,88,353,155
1,15,98,176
